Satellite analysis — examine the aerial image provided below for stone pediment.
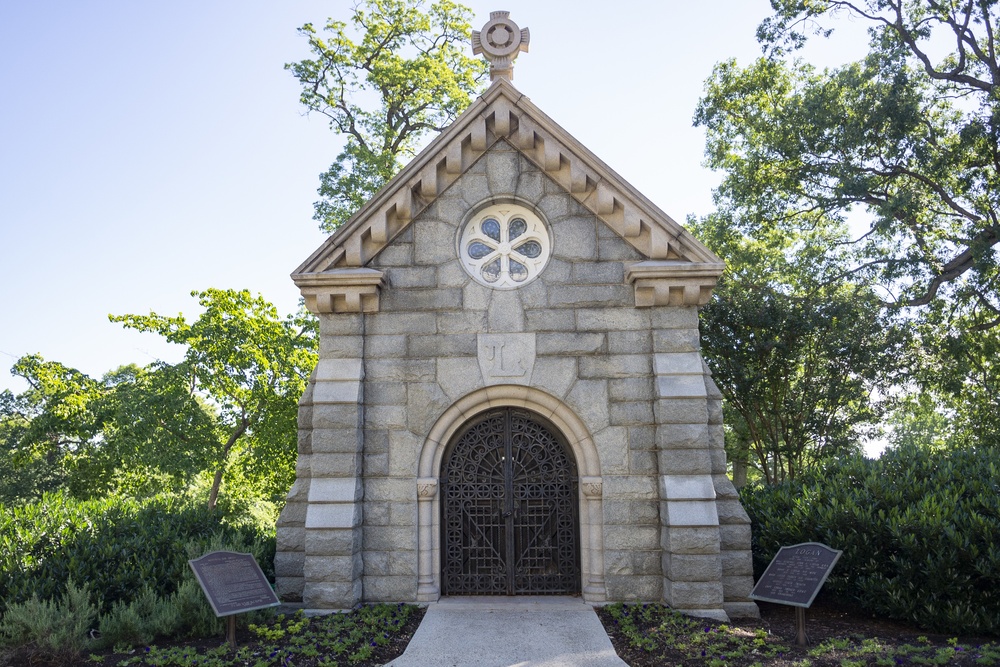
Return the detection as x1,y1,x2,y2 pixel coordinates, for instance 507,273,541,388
295,79,721,274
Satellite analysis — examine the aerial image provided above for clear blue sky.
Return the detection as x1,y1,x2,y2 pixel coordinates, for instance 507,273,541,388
0,1,867,394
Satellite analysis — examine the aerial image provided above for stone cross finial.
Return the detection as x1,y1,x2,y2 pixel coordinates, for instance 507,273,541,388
472,11,529,82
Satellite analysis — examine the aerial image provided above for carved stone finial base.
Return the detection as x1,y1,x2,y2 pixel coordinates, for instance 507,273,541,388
472,11,529,82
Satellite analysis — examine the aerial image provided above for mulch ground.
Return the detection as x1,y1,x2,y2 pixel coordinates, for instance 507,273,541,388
2,606,426,667
6,600,999,666
597,599,1000,666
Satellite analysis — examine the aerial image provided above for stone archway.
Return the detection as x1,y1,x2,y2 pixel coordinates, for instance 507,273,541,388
414,385,607,602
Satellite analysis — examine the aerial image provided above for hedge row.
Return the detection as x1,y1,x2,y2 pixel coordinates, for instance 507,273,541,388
0,492,275,616
740,445,1000,634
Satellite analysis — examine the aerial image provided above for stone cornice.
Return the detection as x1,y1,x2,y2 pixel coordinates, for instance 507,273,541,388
293,269,386,314
295,79,723,274
626,261,725,307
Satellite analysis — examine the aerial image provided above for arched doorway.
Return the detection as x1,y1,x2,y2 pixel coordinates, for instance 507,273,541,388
441,407,580,595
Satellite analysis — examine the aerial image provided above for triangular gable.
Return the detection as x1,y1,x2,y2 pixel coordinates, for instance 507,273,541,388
295,79,721,275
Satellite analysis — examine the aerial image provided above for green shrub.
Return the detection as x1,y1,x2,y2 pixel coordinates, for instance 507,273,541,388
96,585,180,649
741,445,1000,634
0,491,275,617
0,578,95,662
168,578,225,638
99,572,236,647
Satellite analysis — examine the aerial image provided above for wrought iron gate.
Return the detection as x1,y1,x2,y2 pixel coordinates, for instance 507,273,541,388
442,408,580,595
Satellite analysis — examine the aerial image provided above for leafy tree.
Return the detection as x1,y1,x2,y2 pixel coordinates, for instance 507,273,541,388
0,356,216,501
95,362,219,496
694,213,909,484
701,280,907,484
111,289,318,509
1,290,317,508
694,1,1000,457
0,380,68,503
287,0,487,232
0,356,106,502
695,0,1000,327
885,390,956,451
2,355,104,459
905,301,1000,448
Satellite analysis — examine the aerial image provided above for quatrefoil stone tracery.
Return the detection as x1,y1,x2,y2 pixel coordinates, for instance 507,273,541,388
460,205,550,289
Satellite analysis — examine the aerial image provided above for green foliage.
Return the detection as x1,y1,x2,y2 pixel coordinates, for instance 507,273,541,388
697,1,1000,456
700,278,907,483
0,578,96,662
885,390,956,451
287,0,487,231
0,355,102,501
95,362,221,494
315,140,404,236
0,359,216,503
97,586,179,649
164,579,224,640
604,602,1000,666
114,604,417,666
693,210,909,484
741,445,1000,633
2,289,315,508
111,289,318,509
0,389,66,503
0,492,275,617
602,603,788,663
698,1,1000,317
690,1,1000,477
909,304,1000,449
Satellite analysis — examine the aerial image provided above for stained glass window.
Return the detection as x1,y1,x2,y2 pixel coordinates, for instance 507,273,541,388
469,242,493,259
482,218,501,242
515,241,542,258
459,204,551,289
509,218,527,239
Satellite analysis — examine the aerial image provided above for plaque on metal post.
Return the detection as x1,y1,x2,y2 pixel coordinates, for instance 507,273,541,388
189,551,280,617
750,542,842,646
750,542,842,607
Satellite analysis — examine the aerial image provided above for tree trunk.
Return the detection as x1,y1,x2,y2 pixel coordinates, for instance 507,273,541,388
207,418,250,511
208,468,225,511
731,440,750,489
732,460,748,489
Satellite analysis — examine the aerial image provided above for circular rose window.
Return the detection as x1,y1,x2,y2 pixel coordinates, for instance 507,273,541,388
459,204,550,289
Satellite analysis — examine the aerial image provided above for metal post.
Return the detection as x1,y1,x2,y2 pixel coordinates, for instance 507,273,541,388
794,607,809,647
226,615,237,649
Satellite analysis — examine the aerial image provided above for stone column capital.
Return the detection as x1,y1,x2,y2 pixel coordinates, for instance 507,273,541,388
581,476,603,498
417,477,438,500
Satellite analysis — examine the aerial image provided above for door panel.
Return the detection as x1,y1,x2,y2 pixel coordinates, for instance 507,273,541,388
442,408,580,595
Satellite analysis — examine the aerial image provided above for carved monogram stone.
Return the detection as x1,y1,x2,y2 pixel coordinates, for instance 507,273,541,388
478,333,535,385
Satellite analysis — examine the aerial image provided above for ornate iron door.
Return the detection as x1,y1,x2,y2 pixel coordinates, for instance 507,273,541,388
442,408,580,595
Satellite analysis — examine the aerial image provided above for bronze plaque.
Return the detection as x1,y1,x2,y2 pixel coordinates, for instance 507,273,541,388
188,551,280,617
750,542,842,608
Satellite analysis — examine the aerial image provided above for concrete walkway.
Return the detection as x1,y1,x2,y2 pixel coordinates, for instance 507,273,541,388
386,597,628,667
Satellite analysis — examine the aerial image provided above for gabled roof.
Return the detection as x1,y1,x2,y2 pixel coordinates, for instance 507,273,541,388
295,78,722,275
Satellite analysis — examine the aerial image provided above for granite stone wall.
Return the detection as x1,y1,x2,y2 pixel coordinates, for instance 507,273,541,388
274,140,757,618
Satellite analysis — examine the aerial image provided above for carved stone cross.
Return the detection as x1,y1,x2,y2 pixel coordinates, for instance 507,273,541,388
472,11,529,82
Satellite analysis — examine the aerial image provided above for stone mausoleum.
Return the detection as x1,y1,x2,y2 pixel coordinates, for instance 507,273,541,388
275,12,758,620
